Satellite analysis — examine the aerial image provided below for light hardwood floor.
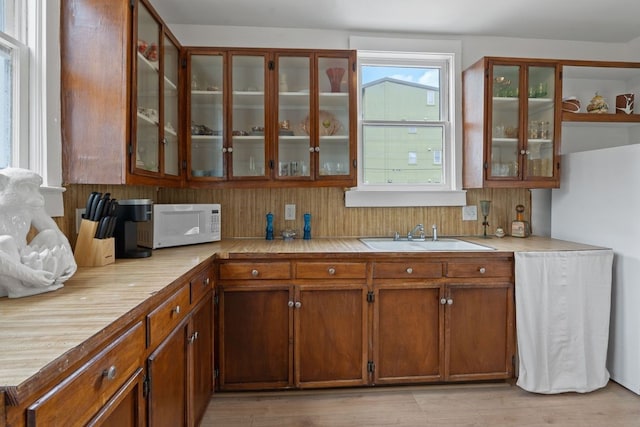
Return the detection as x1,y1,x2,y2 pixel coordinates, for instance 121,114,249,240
202,381,640,426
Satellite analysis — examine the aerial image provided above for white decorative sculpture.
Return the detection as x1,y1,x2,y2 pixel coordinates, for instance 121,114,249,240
0,168,77,298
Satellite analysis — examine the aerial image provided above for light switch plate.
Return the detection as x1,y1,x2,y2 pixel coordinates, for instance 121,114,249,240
462,205,477,221
285,204,296,221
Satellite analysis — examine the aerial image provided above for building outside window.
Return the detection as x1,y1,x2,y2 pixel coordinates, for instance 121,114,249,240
358,51,453,189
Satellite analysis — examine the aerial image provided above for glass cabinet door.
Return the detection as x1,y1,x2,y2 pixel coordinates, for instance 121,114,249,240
489,64,520,179
525,66,555,179
190,53,225,179
135,2,160,173
230,53,268,178
276,55,312,179
317,56,351,177
162,33,180,176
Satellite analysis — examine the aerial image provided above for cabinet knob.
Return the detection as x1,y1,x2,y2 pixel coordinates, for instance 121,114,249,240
440,298,447,305
102,366,117,381
295,301,302,309
251,269,259,277
203,277,210,286
309,147,315,153
406,267,413,274
172,305,181,315
288,300,295,308
447,298,454,305
227,147,234,153
314,147,320,152
479,267,486,274
327,267,336,275
222,147,228,153
188,331,199,343
520,149,526,155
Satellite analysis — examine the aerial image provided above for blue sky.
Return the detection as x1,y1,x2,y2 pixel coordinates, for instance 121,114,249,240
361,66,440,87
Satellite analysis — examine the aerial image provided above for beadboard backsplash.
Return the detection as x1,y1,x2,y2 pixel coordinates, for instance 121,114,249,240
58,185,530,246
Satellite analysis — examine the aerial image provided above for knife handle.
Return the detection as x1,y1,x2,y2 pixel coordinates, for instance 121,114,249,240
95,216,110,239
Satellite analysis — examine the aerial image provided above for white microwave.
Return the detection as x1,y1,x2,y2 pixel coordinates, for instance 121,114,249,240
138,204,221,249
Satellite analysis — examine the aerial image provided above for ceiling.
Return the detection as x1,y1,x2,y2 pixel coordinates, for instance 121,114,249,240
148,0,640,44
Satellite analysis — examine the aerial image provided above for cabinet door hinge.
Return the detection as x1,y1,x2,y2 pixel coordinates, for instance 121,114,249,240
214,368,220,378
269,160,274,170
367,291,375,303
367,361,375,373
128,144,134,155
182,160,188,170
213,293,219,305
483,162,488,170
181,58,187,68
268,60,275,70
143,374,150,398
352,159,357,169
352,62,356,72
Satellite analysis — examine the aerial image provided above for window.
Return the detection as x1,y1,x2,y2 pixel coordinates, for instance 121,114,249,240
345,47,465,207
0,0,64,215
0,0,28,169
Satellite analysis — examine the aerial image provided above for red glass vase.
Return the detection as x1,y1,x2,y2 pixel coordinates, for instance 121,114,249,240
326,67,345,93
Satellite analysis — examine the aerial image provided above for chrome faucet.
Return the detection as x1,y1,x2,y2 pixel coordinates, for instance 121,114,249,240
407,224,425,241
431,224,438,241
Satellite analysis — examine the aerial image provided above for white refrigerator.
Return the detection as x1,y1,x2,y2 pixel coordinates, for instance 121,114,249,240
551,143,640,395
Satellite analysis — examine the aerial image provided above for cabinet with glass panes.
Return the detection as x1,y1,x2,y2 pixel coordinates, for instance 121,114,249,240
61,0,181,186
185,48,356,187
463,57,561,189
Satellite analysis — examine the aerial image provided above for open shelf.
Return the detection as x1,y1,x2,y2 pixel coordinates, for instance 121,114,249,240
562,112,640,123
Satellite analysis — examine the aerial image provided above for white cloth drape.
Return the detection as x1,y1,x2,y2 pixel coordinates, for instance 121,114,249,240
515,250,614,394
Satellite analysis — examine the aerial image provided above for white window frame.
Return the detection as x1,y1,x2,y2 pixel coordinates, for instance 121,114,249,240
346,36,466,207
1,0,64,215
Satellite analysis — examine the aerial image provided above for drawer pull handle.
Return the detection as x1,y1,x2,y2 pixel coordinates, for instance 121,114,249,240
102,366,117,381
288,300,295,308
479,267,486,274
295,301,302,309
327,267,336,275
406,267,413,274
251,269,259,277
447,298,454,305
440,298,447,305
172,305,181,315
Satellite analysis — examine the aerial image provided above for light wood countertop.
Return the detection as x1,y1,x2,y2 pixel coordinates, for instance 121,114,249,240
0,236,606,404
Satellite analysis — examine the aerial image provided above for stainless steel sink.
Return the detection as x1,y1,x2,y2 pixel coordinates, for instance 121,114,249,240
360,237,494,252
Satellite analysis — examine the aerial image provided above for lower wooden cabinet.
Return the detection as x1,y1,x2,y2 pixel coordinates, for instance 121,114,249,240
88,368,145,427
217,255,514,390
146,278,214,427
26,321,145,426
217,276,368,390
374,284,443,384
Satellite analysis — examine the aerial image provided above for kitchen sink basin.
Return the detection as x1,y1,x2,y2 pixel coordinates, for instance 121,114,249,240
359,237,495,252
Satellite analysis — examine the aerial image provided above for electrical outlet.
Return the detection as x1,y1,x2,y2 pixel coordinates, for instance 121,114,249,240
285,204,296,221
76,208,86,233
462,205,477,221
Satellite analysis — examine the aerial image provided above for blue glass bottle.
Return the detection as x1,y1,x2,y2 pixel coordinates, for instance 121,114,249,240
266,212,274,240
303,213,311,240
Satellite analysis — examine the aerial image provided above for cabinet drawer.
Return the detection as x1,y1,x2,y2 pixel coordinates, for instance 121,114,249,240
27,321,144,426
219,261,291,280
295,261,367,279
373,261,443,279
191,267,213,305
147,283,190,350
446,259,513,278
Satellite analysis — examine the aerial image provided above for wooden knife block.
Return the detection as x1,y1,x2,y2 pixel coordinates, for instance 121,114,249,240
74,219,115,267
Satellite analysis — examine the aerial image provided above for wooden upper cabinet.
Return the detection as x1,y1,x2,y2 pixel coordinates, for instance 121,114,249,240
462,57,561,189
61,0,182,186
184,48,357,188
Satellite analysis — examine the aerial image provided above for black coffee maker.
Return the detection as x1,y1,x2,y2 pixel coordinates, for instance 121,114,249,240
115,199,153,258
